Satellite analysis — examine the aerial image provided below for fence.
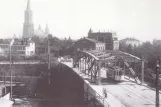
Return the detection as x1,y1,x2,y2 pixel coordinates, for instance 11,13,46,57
0,76,40,83
84,80,111,107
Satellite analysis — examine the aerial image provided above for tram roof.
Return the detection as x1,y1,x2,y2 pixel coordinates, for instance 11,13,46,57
80,50,141,62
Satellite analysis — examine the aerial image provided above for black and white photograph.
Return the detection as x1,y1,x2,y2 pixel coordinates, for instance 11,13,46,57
0,0,161,107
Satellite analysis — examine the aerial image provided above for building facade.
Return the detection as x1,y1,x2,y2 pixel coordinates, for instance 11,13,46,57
25,39,35,56
88,29,119,50
0,0,51,59
0,39,35,59
74,37,105,51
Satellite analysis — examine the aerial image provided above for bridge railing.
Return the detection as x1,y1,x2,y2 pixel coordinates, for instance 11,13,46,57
0,76,40,83
84,80,111,107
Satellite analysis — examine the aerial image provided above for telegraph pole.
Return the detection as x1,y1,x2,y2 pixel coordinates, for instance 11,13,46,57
3,68,6,95
47,34,52,84
9,44,12,100
141,59,144,84
156,59,160,107
9,39,14,100
48,36,51,70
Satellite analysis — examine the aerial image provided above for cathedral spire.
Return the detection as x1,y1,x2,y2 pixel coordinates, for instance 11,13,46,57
26,0,31,11
23,0,34,39
89,28,92,34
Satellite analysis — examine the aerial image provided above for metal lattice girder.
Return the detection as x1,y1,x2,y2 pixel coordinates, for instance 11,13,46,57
73,52,84,67
82,51,99,60
93,52,106,57
89,50,106,56
85,50,141,63
105,50,141,62
76,50,142,84
87,59,95,74
97,53,111,59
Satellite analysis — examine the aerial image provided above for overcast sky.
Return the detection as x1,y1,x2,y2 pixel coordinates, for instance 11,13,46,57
0,0,161,41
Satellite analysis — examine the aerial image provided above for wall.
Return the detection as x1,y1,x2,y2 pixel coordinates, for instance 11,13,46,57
74,39,95,51
36,63,85,106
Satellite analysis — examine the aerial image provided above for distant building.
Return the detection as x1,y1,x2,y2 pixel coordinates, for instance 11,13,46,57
0,38,35,58
0,0,51,58
23,0,49,39
25,39,35,56
88,29,119,50
74,37,106,51
120,38,142,47
23,0,34,39
153,39,161,46
35,42,47,55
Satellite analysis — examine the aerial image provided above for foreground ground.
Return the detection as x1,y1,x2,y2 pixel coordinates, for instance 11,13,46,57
63,61,161,107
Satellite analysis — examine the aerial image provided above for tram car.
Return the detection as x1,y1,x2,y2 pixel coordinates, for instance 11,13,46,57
106,66,125,82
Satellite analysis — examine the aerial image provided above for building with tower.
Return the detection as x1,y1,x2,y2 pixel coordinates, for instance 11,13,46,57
23,0,34,39
0,0,50,58
22,0,50,56
23,0,49,39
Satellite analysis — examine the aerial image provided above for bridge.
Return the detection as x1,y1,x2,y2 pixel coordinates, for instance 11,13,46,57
73,50,143,85
62,50,161,107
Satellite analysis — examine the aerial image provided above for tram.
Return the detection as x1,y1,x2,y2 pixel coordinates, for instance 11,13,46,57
106,66,125,82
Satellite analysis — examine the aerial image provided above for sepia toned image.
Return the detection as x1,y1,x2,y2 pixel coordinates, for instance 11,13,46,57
0,0,161,107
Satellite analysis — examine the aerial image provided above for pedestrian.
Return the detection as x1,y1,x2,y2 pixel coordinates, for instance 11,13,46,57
103,88,107,98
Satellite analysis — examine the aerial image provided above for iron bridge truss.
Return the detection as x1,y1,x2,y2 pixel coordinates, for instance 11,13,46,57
73,50,145,85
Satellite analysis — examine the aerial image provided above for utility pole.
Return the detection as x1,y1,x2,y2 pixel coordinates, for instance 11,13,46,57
9,39,14,100
9,44,12,100
48,36,51,70
141,59,144,84
3,68,6,95
156,59,160,107
47,34,52,84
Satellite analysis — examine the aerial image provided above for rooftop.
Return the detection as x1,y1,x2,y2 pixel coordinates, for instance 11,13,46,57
84,37,104,43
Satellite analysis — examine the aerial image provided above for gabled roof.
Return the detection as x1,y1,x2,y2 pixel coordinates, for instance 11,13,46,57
84,38,105,44
89,32,113,37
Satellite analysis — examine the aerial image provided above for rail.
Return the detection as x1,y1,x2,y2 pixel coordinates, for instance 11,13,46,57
84,80,111,107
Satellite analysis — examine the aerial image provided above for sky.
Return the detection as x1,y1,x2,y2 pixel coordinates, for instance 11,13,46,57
0,0,161,41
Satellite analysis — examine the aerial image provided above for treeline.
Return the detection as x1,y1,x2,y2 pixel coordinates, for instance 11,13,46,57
33,35,75,57
119,40,161,70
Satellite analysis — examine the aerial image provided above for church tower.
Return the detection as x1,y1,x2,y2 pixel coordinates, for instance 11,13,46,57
23,0,34,39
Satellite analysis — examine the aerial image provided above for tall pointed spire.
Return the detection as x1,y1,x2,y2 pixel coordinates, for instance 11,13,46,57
88,28,92,37
26,0,31,11
89,28,92,33
23,0,34,39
